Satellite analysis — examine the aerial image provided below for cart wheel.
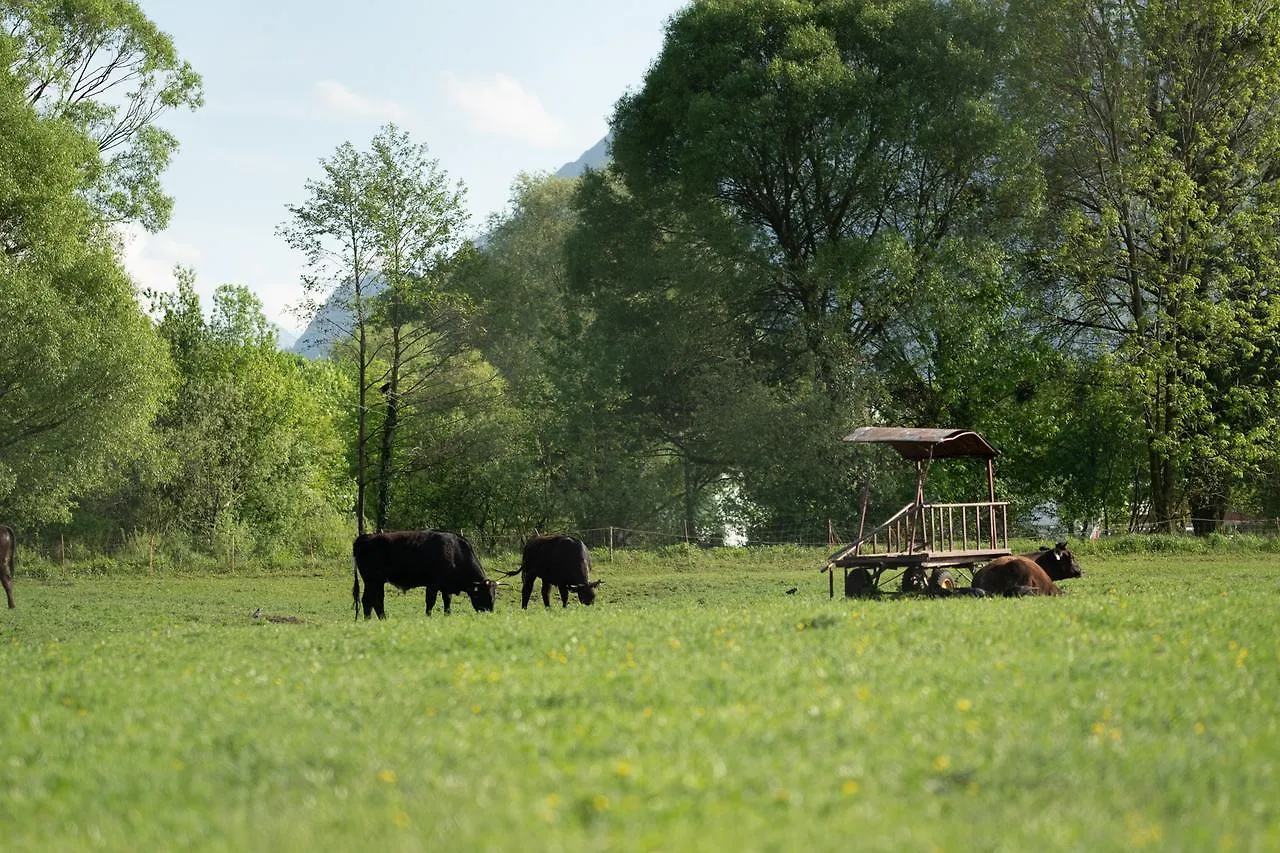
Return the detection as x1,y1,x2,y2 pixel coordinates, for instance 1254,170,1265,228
844,568,874,598
929,568,956,594
901,566,928,593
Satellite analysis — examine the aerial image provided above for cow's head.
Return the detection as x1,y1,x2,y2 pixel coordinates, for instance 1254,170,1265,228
468,578,498,612
572,579,603,606
1037,542,1083,581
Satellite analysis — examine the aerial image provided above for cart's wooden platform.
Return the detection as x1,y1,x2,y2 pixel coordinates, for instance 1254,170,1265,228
831,547,1011,570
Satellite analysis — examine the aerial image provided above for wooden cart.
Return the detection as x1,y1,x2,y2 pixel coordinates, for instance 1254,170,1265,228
826,427,1011,597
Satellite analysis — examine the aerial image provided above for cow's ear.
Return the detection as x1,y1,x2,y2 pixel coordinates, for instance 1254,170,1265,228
1054,541,1068,552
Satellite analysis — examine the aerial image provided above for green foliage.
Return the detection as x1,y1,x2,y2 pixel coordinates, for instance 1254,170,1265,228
1,0,203,230
1,551,1276,851
280,124,473,533
75,274,351,554
1012,0,1280,527
612,0,1038,390
0,240,172,525
0,1,198,530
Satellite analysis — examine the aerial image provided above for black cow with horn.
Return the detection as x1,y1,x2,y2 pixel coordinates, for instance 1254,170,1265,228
504,534,601,609
352,530,497,618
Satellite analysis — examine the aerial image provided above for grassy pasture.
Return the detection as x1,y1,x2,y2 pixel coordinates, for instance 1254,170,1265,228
0,547,1277,852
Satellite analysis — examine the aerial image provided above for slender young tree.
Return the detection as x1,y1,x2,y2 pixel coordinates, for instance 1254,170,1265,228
362,127,469,532
279,125,468,533
279,142,380,533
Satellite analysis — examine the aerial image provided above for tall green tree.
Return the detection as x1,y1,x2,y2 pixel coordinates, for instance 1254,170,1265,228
279,140,380,533
2,0,203,230
280,125,470,533
566,171,785,536
444,174,585,534
611,0,1034,394
462,173,580,389
0,30,173,525
1013,0,1280,530
361,126,469,533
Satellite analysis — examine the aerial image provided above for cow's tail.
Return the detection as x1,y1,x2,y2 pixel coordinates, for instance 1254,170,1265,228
497,565,522,578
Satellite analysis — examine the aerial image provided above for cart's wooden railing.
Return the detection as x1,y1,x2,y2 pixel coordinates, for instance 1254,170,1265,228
828,500,1009,564
922,501,1009,554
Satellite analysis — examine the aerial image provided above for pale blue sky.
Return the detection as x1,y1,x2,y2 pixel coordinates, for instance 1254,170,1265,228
124,1,688,335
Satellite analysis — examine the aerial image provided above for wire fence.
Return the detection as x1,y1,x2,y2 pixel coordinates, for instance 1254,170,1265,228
21,513,1280,573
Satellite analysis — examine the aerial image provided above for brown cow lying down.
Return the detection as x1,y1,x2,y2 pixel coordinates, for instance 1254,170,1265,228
973,555,1064,596
973,542,1083,597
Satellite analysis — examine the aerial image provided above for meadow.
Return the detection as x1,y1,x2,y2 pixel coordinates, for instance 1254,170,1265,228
0,544,1276,852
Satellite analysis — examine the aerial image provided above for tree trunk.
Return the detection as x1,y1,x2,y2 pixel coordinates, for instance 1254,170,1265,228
1147,435,1177,533
683,461,698,545
355,290,369,535
375,322,403,533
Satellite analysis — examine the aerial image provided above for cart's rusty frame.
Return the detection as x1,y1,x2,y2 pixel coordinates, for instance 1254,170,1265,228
825,427,1012,596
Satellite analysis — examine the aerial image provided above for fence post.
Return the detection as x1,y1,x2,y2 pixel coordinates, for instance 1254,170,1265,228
608,527,614,562
149,530,155,574
60,534,65,567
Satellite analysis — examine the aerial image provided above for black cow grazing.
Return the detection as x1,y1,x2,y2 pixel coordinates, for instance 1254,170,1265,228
352,530,497,619
973,542,1083,597
0,524,14,609
510,535,601,609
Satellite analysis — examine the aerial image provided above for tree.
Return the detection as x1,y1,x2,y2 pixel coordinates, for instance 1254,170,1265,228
1012,0,1280,530
280,124,470,533
109,273,350,554
461,173,580,388
0,32,173,525
565,171,768,536
361,127,470,532
611,0,1034,393
279,141,380,533
2,0,203,231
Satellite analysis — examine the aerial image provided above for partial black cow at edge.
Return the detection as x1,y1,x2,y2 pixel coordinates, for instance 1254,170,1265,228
352,530,497,619
0,523,14,609
504,534,602,609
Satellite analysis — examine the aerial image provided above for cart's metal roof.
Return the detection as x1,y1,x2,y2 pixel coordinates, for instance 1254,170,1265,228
841,427,999,460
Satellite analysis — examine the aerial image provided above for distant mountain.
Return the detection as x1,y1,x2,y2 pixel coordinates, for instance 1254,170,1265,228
290,277,386,359
276,326,298,351
554,134,611,178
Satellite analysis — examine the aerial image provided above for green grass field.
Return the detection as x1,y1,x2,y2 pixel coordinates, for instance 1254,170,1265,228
1,546,1276,851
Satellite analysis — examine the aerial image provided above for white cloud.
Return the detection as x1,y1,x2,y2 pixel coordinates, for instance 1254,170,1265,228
440,72,572,149
117,224,202,299
313,80,413,124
